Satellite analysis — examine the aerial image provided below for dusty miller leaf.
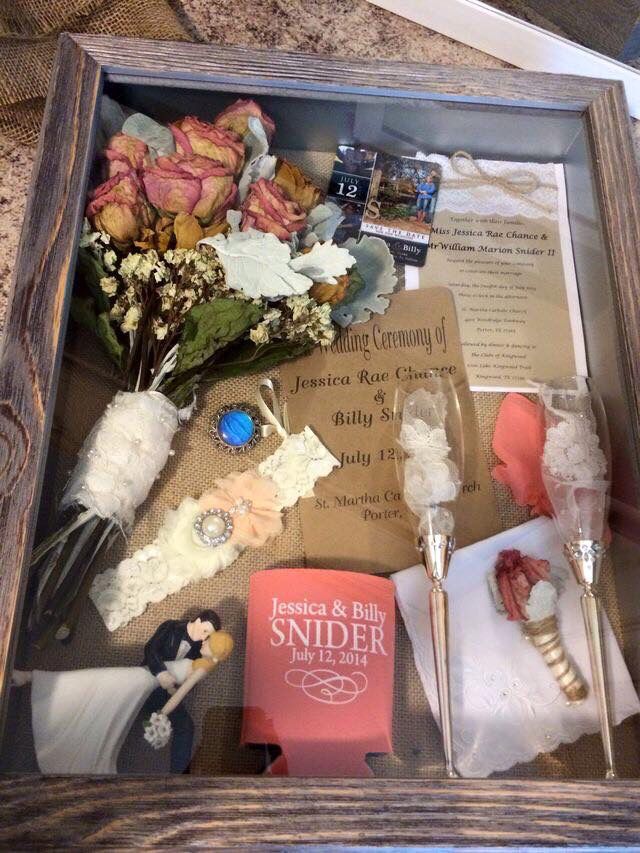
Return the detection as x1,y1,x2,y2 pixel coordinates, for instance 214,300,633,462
289,240,355,284
238,116,276,201
331,235,397,327
122,113,175,159
199,231,312,299
302,201,345,246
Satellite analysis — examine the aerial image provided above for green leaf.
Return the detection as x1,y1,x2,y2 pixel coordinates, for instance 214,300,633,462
77,247,111,313
96,312,125,369
202,337,316,382
70,297,125,372
165,372,201,410
70,296,98,333
175,299,263,375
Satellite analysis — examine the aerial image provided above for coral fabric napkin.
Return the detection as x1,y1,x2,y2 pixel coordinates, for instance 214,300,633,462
242,568,395,776
392,517,640,777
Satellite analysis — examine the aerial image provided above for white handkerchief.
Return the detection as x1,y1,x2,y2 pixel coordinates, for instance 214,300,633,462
392,517,640,777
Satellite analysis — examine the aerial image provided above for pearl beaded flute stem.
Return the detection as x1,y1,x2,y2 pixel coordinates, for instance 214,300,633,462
395,381,463,778
538,376,616,779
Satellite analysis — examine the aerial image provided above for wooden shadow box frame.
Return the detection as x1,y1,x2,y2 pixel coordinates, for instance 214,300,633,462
1,33,640,847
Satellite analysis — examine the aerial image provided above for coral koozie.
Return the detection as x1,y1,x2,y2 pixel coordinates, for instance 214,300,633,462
242,568,395,776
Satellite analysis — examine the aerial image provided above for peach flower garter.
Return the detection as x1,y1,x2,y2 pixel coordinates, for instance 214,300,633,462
90,426,338,631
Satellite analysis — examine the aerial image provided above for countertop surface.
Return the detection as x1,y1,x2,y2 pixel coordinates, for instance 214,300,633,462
0,0,508,331
1,0,638,333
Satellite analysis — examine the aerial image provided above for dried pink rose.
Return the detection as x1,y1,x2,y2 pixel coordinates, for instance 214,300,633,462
213,98,276,142
170,116,245,176
86,171,154,249
105,133,152,178
142,153,237,224
494,548,551,621
492,393,553,517
241,178,307,241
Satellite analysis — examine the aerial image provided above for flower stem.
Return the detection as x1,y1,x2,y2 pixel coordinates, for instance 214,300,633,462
31,516,116,648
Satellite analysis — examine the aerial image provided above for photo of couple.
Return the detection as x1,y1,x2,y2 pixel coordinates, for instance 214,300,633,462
363,154,442,234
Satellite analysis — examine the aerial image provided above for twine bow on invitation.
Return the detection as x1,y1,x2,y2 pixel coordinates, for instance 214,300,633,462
446,150,556,216
257,377,290,439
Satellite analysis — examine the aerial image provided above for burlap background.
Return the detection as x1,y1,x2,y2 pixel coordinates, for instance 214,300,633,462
0,0,192,145
6,330,635,779
2,144,637,778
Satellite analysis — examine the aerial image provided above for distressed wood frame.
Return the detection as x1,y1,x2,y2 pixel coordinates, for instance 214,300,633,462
0,33,639,847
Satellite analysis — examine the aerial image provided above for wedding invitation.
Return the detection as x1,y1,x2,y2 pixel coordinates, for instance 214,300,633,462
281,288,501,573
405,156,587,392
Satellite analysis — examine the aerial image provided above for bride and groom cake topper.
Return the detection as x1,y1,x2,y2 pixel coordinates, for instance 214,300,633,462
12,610,233,774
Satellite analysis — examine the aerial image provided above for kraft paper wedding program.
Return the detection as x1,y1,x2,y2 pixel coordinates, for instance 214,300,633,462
281,288,500,573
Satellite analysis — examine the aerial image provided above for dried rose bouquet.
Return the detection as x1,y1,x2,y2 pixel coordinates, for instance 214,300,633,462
30,98,396,645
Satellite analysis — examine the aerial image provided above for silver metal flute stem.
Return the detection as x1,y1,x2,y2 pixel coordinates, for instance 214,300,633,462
420,533,458,778
564,540,617,780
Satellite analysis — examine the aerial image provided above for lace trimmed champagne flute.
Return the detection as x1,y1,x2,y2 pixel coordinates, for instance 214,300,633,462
394,376,463,778
538,375,616,778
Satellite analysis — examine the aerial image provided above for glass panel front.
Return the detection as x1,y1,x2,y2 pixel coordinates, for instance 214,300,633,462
2,79,639,780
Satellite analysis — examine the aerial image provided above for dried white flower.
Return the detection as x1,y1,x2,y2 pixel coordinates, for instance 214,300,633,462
100,276,119,296
103,249,118,272
152,319,169,340
250,324,270,344
283,295,335,346
121,305,141,333
143,712,172,749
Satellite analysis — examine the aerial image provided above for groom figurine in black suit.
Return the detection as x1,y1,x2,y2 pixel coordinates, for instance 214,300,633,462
142,609,221,773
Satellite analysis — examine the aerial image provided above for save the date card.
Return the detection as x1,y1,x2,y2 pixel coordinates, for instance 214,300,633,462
326,145,377,243
360,153,441,266
327,147,441,266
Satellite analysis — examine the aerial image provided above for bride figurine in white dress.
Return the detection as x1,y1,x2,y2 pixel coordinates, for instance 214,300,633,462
11,628,234,774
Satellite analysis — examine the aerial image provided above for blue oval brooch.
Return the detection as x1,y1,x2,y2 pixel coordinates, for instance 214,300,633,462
210,405,261,454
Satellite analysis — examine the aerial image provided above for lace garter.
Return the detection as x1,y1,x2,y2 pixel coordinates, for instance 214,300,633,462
90,387,338,630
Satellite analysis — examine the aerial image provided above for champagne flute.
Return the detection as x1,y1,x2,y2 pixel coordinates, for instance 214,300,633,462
394,374,463,778
538,375,616,779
